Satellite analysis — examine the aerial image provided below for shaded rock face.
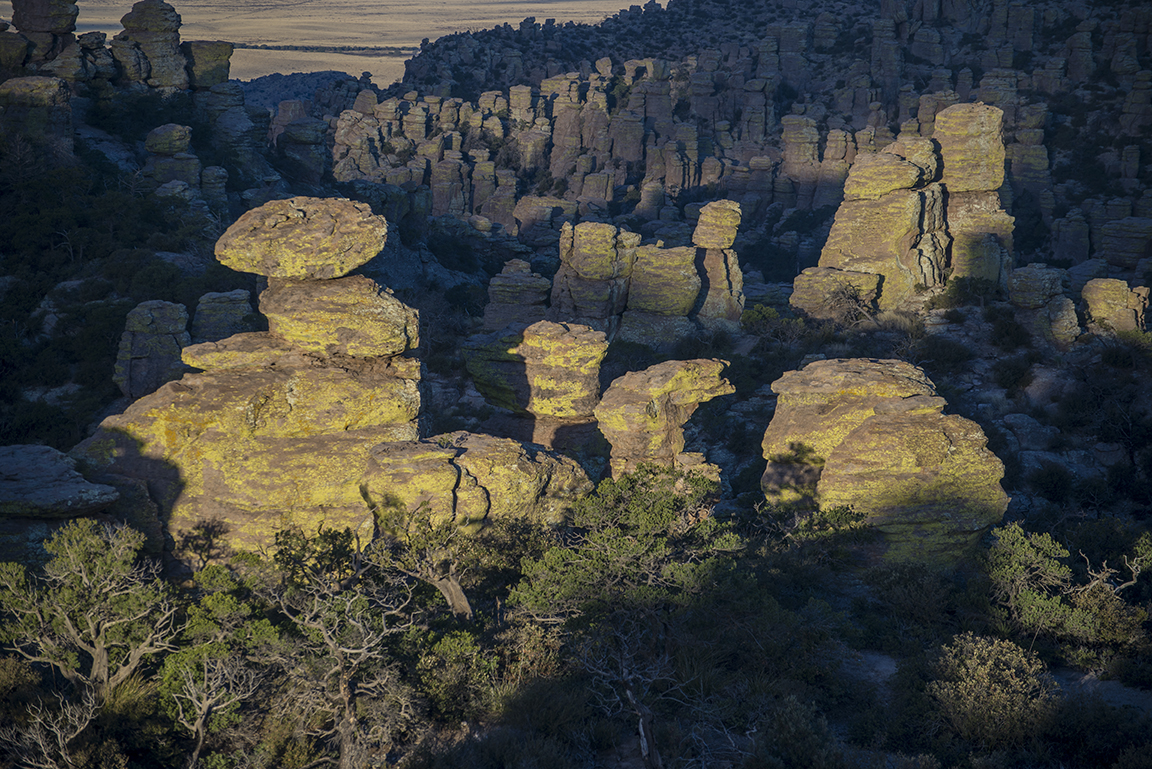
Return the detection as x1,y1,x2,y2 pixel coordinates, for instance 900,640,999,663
1007,264,1080,349
760,358,1007,566
361,431,593,529
482,259,550,332
0,444,119,565
73,200,422,560
594,358,734,478
113,300,191,399
117,0,188,90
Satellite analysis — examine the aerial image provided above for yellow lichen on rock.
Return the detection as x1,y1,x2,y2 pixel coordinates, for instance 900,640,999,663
214,196,388,279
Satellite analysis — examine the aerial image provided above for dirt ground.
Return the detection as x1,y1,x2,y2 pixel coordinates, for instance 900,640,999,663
71,0,633,85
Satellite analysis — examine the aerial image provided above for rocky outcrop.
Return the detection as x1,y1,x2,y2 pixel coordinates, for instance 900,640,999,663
482,259,550,332
594,359,734,477
548,221,639,336
0,445,118,518
115,0,188,90
141,123,201,190
1007,264,1080,349
112,300,191,399
760,358,1007,565
360,431,593,529
795,138,947,314
73,199,420,559
1082,278,1149,333
464,320,607,449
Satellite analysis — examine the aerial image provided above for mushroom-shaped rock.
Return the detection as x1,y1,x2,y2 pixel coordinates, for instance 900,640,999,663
692,199,742,249
594,359,734,477
215,196,388,279
361,432,593,528
259,276,418,358
464,320,608,419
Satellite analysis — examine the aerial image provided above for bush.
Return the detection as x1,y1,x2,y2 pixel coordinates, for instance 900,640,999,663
926,633,1058,749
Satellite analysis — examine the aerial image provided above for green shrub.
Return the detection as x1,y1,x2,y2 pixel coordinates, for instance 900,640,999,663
926,632,1057,749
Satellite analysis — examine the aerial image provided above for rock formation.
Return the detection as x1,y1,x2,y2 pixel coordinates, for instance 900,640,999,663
1081,278,1149,333
1007,263,1080,349
360,431,593,529
594,359,734,478
73,197,421,558
760,359,1008,566
464,320,608,449
112,300,191,399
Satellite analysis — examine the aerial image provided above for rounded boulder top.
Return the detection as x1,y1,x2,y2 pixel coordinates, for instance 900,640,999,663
215,196,388,279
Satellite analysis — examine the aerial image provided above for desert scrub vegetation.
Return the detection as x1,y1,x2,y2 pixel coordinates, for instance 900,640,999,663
1,470,1151,769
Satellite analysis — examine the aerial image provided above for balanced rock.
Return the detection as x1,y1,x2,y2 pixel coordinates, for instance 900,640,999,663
464,320,607,420
215,196,388,279
119,0,188,90
361,431,593,529
259,276,418,358
548,221,640,332
760,358,1007,565
595,359,734,477
691,199,741,249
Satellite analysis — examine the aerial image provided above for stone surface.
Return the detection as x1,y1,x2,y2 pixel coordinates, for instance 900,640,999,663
760,358,1006,565
11,0,78,35
215,197,388,279
482,258,551,331
180,40,232,88
119,0,188,90
113,300,191,399
259,276,419,359
0,445,118,518
789,267,882,320
627,244,700,315
465,320,608,419
361,431,593,528
594,359,734,477
144,123,191,155
842,152,923,201
934,102,1005,193
1082,278,1148,333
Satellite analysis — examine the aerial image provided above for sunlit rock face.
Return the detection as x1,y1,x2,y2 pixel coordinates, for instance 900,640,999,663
761,358,1008,567
73,198,419,560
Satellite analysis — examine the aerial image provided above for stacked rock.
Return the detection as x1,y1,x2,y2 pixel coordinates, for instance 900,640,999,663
549,221,640,337
73,197,420,557
691,200,745,333
760,359,1009,567
464,319,608,451
1007,264,1080,350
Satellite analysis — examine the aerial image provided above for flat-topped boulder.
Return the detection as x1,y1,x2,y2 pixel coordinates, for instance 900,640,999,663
215,196,389,279
692,199,741,249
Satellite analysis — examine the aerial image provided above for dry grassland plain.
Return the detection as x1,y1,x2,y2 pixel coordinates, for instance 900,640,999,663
76,0,634,85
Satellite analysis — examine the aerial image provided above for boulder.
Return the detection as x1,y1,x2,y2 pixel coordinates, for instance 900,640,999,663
842,152,923,201
119,0,188,90
215,196,388,279
259,276,418,358
759,358,1007,565
10,0,78,35
144,123,191,155
594,359,734,477
0,445,118,517
361,431,593,529
482,259,551,331
627,244,700,315
789,267,881,320
113,300,191,398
